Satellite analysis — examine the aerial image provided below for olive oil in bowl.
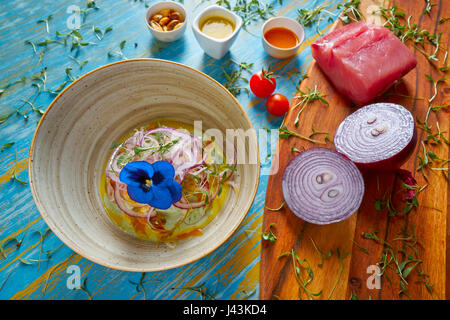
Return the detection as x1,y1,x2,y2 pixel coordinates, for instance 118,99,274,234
200,16,235,39
192,4,243,59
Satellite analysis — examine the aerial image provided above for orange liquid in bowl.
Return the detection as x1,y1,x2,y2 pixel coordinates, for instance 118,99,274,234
264,27,299,49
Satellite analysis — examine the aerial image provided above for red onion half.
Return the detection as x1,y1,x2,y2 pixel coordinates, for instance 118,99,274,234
334,103,417,171
282,148,364,225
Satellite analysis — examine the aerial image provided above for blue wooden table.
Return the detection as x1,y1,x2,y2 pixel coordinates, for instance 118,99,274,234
0,0,341,299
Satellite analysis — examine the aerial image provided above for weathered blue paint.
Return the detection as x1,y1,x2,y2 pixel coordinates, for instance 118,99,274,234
0,0,340,299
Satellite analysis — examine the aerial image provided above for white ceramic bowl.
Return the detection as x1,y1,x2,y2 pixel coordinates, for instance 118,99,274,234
145,1,187,42
262,17,305,59
29,59,260,272
192,5,242,59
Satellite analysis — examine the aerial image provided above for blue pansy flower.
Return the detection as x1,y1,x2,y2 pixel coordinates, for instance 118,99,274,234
119,160,182,210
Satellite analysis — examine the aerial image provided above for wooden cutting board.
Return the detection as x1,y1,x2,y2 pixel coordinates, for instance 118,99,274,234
260,0,449,300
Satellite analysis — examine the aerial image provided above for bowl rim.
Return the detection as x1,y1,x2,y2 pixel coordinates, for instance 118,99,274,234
28,58,261,272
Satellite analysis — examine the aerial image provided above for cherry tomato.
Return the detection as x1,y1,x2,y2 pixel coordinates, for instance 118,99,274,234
249,70,276,98
266,94,290,116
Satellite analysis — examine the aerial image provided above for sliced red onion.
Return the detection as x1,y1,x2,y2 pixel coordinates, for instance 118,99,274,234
105,125,235,225
173,184,220,209
334,103,417,171
113,185,150,218
282,148,364,225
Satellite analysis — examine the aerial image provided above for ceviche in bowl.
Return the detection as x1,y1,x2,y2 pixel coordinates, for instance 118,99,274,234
29,59,259,271
102,120,238,243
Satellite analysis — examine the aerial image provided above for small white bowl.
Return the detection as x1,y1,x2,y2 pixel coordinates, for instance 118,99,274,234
145,1,187,42
262,17,305,59
192,5,242,60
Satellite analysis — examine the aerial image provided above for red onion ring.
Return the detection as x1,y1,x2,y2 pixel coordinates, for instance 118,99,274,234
173,184,220,209
105,126,235,228
282,148,364,225
113,184,150,218
334,103,417,171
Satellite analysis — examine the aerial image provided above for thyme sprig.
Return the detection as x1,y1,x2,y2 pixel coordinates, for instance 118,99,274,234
378,6,446,65
221,60,254,96
297,4,336,34
362,226,434,298
217,0,276,29
337,0,363,25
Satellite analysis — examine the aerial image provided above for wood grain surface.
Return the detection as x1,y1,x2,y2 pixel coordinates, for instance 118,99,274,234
261,0,449,300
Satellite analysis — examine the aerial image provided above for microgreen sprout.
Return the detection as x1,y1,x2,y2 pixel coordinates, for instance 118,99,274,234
265,201,285,211
80,278,93,300
328,248,349,299
310,237,332,267
292,85,328,127
278,249,322,300
278,124,326,144
128,272,162,300
351,239,369,254
291,146,304,153
0,76,26,97
69,55,88,69
37,15,53,33
171,282,216,300
262,223,277,243
0,142,14,153
362,225,434,298
92,25,113,40
423,0,436,15
108,40,128,60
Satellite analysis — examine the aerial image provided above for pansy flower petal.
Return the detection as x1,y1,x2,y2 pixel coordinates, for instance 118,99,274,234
119,161,154,187
127,184,152,204
147,185,174,210
167,180,182,203
151,160,175,186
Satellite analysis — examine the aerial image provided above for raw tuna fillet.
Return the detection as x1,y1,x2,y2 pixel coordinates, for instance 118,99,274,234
311,22,417,105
